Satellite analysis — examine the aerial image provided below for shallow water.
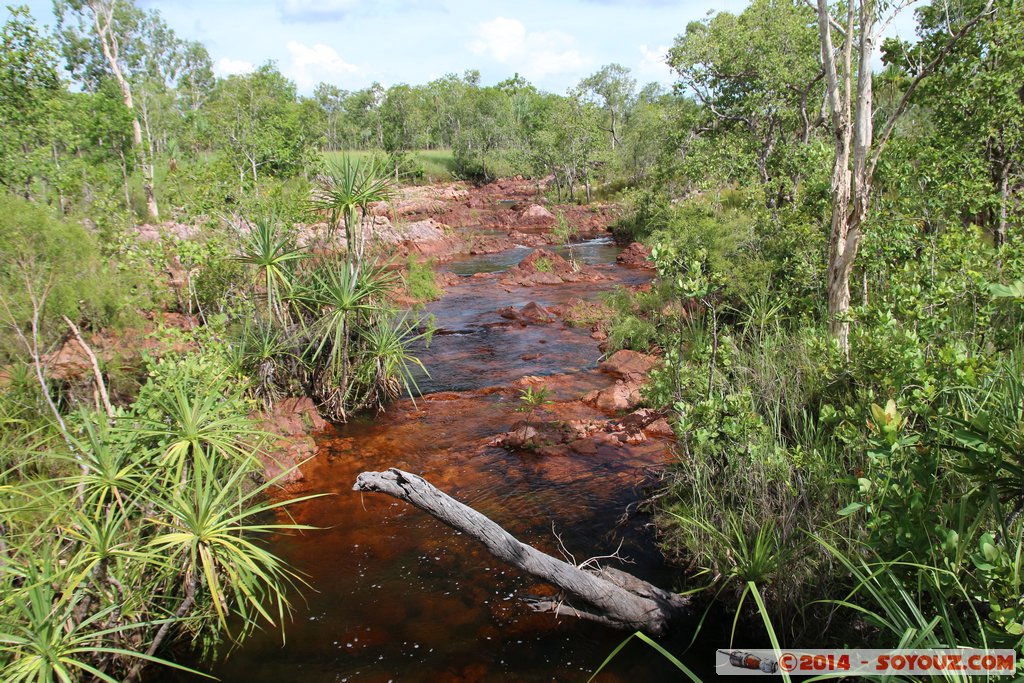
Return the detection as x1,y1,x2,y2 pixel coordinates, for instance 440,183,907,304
168,243,724,682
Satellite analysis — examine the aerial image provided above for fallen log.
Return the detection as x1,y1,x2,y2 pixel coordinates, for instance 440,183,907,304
353,468,690,635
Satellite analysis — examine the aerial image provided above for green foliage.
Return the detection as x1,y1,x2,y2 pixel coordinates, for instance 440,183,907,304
206,64,320,184
516,385,552,413
532,256,554,273
235,214,305,321
0,194,137,356
0,352,318,681
403,256,442,302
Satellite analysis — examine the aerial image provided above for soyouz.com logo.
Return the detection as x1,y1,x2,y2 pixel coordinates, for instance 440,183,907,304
716,649,1018,676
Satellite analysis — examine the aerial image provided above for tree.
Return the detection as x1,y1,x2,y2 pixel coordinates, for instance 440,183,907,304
578,63,635,150
206,64,316,185
668,0,822,208
451,84,516,180
0,6,63,200
380,84,428,154
535,92,608,202
892,0,1023,246
54,0,163,219
313,82,349,151
812,0,995,354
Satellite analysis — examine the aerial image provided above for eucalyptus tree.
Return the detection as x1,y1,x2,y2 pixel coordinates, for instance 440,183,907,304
578,63,636,150
206,64,317,185
53,0,176,219
451,84,516,179
313,82,350,151
668,0,822,208
536,92,608,202
0,6,63,200
380,83,430,156
897,0,1023,246
810,0,995,354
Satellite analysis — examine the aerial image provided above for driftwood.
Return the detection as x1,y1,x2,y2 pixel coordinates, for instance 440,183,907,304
353,468,690,635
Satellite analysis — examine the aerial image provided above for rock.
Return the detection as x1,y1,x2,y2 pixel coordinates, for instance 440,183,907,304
584,379,644,412
518,204,556,224
133,221,200,243
645,418,675,437
599,349,660,379
616,242,653,268
488,424,540,449
499,248,611,287
254,397,327,484
517,302,556,323
44,338,91,381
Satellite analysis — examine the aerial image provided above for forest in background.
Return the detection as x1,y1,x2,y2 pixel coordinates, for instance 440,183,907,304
1,0,1023,679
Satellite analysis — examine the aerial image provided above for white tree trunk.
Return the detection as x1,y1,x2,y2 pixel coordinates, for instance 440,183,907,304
353,468,690,635
91,1,159,221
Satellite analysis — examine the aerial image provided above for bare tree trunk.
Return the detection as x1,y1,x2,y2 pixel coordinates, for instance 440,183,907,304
353,468,690,635
90,1,159,221
814,0,992,356
62,316,114,420
996,161,1009,248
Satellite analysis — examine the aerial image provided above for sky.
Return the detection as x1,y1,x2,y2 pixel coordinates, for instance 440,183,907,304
15,0,921,96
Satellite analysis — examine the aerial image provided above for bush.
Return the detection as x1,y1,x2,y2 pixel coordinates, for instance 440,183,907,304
0,194,137,358
404,256,442,302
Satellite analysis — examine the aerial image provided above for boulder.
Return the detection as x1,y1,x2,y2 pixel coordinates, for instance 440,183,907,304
599,349,660,379
616,242,653,268
584,379,644,413
518,204,555,224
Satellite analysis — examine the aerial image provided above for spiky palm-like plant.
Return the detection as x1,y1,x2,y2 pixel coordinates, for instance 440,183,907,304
308,155,394,278
236,214,306,323
355,313,429,411
293,258,399,421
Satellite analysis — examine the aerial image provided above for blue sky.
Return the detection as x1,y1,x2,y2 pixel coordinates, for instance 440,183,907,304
15,0,920,95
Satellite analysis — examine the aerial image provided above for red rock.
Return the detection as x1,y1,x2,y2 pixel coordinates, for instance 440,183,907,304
599,349,660,378
616,241,653,268
645,418,675,437
519,204,555,224
584,378,645,412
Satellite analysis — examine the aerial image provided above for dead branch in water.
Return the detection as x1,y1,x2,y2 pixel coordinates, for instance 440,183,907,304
353,468,690,635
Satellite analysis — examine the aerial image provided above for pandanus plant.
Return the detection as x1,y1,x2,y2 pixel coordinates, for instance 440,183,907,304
292,259,399,421
235,214,306,324
308,155,394,279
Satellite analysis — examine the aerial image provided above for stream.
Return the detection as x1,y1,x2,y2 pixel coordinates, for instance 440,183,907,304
171,235,721,682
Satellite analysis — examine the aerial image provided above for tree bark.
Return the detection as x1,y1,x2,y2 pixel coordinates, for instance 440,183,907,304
62,315,114,420
91,1,159,221
353,468,690,635
814,0,994,356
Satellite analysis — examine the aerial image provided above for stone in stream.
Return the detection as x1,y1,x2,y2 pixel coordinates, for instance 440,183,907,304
616,241,654,268
497,301,555,324
598,349,660,378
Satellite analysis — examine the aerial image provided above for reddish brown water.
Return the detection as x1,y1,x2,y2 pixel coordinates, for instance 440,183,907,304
173,243,718,682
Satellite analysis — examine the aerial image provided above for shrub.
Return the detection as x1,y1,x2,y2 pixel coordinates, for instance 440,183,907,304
0,194,135,358
404,256,442,302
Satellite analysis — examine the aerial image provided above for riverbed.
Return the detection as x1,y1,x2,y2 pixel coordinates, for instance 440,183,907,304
172,216,718,681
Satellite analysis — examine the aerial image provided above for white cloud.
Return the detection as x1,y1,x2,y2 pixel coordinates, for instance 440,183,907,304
278,0,361,22
469,17,589,81
638,44,673,84
216,57,254,77
285,41,359,92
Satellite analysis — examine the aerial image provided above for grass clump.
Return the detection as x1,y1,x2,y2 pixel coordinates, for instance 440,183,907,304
533,256,554,273
404,256,443,302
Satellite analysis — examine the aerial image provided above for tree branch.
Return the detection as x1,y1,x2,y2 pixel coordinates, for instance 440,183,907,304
353,468,690,635
868,0,996,178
